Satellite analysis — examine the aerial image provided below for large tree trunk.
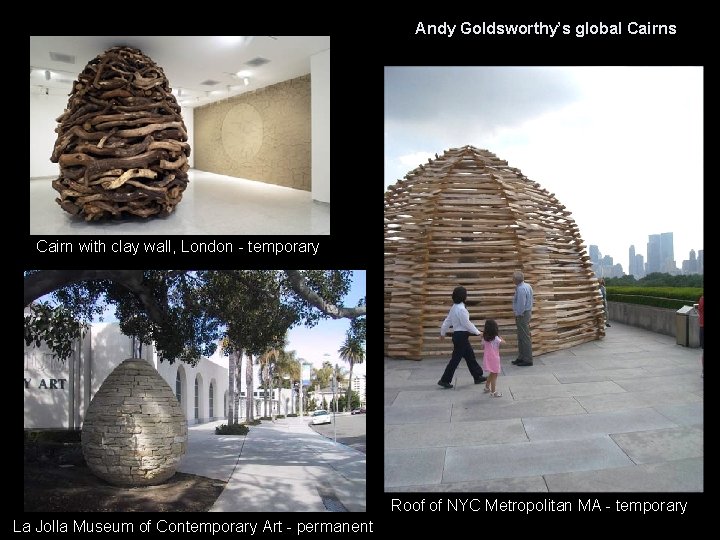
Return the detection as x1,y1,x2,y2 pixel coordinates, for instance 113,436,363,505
345,361,354,412
245,353,254,421
269,367,274,419
263,363,269,418
228,351,236,424
234,353,242,424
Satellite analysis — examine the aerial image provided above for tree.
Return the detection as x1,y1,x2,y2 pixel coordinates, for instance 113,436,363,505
311,361,334,390
338,329,365,412
338,390,361,412
24,270,365,365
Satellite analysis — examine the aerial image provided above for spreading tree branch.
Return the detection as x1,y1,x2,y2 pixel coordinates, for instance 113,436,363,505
24,270,167,325
284,270,366,319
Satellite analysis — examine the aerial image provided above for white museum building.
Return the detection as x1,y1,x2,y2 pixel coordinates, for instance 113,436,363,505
24,321,294,430
30,35,329,235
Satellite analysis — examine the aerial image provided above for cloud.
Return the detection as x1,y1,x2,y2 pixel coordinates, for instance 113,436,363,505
398,151,434,168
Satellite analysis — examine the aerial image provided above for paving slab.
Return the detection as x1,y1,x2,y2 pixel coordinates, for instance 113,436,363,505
653,402,703,426
614,373,704,392
388,476,549,492
451,396,587,422
510,381,626,400
554,367,647,384
384,403,452,425
576,388,703,413
385,418,528,449
385,447,446,488
611,425,703,464
544,457,703,492
523,408,677,441
443,437,634,483
385,322,703,492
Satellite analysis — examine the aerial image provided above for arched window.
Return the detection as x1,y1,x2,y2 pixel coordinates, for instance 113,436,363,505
209,382,214,418
176,371,182,404
194,376,199,420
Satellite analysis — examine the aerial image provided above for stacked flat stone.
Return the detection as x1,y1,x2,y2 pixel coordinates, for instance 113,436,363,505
81,358,187,486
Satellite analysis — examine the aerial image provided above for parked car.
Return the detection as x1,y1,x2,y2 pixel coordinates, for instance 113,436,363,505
311,410,331,425
351,407,366,415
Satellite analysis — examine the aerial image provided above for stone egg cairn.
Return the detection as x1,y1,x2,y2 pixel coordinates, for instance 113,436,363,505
51,46,190,221
81,359,187,486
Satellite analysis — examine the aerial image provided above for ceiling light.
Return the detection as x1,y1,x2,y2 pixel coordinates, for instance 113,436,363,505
235,70,252,78
45,70,51,81
218,36,249,46
243,77,249,86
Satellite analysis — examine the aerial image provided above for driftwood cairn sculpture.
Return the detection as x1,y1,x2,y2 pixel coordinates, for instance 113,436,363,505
51,47,190,221
385,146,605,360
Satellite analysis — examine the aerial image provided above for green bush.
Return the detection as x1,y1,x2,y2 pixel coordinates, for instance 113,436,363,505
275,415,285,419
260,416,272,420
215,424,249,435
247,419,262,425
287,413,298,417
607,286,703,310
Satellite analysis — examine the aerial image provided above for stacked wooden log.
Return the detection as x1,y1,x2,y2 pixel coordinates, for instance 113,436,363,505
385,146,605,360
51,47,190,221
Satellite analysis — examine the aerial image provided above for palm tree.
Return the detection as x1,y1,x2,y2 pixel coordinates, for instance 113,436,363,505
258,347,280,418
275,348,300,415
338,332,365,412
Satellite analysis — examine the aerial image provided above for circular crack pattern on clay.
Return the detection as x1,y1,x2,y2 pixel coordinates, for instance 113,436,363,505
221,103,263,164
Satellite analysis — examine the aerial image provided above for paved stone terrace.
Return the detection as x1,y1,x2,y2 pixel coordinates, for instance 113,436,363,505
384,322,703,492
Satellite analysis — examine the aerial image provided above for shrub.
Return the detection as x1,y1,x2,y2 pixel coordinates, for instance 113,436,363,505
607,286,703,310
275,415,285,419
260,416,272,420
215,424,249,435
287,413,298,417
25,430,81,444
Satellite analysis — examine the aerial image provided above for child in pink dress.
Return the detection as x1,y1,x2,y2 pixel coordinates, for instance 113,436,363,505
480,319,505,397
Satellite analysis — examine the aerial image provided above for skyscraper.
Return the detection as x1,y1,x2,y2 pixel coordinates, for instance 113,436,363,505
647,232,675,274
660,232,675,273
629,245,636,276
698,250,704,274
647,235,661,274
635,254,645,278
589,245,601,263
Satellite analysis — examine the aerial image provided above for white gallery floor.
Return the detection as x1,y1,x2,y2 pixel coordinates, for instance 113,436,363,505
29,169,330,235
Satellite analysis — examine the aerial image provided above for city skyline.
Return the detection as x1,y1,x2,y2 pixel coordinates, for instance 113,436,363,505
589,232,703,277
385,66,703,275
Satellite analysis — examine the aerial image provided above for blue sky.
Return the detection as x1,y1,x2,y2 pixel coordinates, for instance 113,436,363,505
285,270,366,376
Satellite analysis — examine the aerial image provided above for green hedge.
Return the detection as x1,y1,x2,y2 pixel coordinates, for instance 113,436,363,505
607,286,703,310
215,424,249,435
25,430,81,444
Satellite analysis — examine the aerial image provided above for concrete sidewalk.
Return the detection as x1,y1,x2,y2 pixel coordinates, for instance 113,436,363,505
178,416,366,511
385,322,703,492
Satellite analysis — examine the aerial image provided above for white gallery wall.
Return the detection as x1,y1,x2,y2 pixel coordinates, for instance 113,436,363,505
311,49,330,203
181,105,194,168
30,92,66,178
30,93,195,178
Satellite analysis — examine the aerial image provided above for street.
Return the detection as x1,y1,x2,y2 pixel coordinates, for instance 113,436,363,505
308,413,366,454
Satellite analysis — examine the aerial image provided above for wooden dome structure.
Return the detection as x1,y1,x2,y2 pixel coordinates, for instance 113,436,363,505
384,146,605,360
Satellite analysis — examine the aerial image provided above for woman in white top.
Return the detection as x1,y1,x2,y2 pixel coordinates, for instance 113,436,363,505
438,286,486,389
